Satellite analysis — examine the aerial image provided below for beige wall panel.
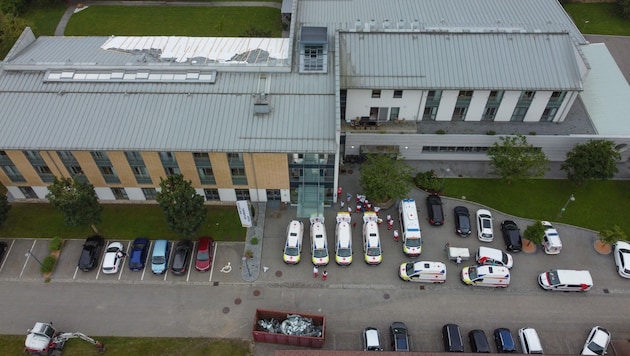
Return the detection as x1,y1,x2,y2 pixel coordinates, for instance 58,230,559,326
0,168,11,186
72,151,105,186
175,152,201,186
249,153,289,188
6,151,42,185
209,153,233,187
40,151,68,178
108,151,138,186
141,152,166,185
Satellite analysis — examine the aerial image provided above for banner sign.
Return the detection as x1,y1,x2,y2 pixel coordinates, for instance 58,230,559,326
237,200,252,228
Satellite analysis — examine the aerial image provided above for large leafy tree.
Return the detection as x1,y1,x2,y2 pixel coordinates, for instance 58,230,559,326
156,174,206,238
487,135,549,183
618,0,630,20
46,177,103,228
598,225,627,246
359,154,414,203
561,140,620,185
0,11,27,59
523,221,546,247
0,192,11,227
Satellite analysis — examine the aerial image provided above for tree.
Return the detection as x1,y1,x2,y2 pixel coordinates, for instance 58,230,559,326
0,11,28,59
487,135,549,183
618,0,630,20
598,225,627,246
156,174,206,238
46,177,103,228
359,154,414,203
523,221,545,247
561,140,620,185
0,192,11,227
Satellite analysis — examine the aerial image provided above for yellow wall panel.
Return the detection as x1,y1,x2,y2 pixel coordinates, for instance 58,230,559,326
209,153,232,187
108,151,137,186
6,151,42,185
142,152,166,185
175,152,201,186
72,151,105,186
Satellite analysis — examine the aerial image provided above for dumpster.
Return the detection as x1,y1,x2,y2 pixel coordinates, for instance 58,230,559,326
252,309,326,348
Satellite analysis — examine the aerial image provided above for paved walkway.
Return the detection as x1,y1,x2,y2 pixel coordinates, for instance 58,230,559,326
54,1,282,36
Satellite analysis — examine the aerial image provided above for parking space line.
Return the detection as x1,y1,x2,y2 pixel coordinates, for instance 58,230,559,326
118,241,129,280
0,239,15,272
209,242,218,282
20,240,37,278
95,240,107,280
73,266,79,279
186,241,195,282
140,240,152,280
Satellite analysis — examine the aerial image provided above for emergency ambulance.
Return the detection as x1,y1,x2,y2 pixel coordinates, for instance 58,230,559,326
398,199,422,257
335,212,353,266
461,265,510,287
310,215,329,266
282,220,304,264
363,212,382,265
399,261,446,283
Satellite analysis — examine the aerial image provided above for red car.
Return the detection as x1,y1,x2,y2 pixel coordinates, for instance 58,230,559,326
195,236,215,272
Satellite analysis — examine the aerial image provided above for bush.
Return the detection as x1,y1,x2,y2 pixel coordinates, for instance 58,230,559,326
486,130,496,135
250,237,259,245
49,236,62,252
40,255,57,274
414,170,442,192
436,129,446,135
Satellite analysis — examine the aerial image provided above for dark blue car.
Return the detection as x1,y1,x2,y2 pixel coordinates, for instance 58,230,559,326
129,237,150,271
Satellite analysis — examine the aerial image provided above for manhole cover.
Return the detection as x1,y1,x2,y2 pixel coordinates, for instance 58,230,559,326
253,289,261,296
234,298,242,305
222,307,230,314
420,285,425,290
213,281,219,286
383,293,390,300
603,288,609,294
275,270,283,277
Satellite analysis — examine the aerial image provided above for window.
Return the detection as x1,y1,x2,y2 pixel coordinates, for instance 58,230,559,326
91,151,120,184
452,107,467,121
57,151,83,178
390,107,400,121
371,90,381,98
235,189,251,200
422,146,489,153
458,90,473,99
302,45,325,72
228,153,247,185
165,167,180,176
511,106,529,122
488,90,503,103
142,188,157,200
267,189,281,201
23,151,54,183
1,164,27,183
393,90,403,98
540,107,558,122
521,91,535,101
423,106,437,121
111,187,128,200
204,188,220,201
193,152,215,185
482,107,497,121
159,152,180,176
125,151,152,184
549,91,566,103
19,186,38,199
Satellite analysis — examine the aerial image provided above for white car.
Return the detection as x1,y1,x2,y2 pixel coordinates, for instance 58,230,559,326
102,241,124,274
541,220,562,254
476,209,493,242
614,241,630,278
476,246,513,269
581,326,611,355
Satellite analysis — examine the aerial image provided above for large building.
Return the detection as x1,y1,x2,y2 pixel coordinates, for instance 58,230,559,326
1,0,629,217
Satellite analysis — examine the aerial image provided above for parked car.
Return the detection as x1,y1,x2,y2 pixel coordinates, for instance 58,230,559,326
171,240,193,275
426,194,444,226
614,241,630,278
102,241,124,274
283,220,304,264
0,241,7,264
518,327,543,354
390,321,410,352
195,236,215,272
128,237,149,271
453,206,472,237
78,235,104,272
469,329,491,353
541,221,562,254
581,326,611,355
363,327,383,351
538,269,593,292
476,209,494,242
494,328,517,353
151,239,170,275
476,246,513,269
442,323,465,352
500,220,522,252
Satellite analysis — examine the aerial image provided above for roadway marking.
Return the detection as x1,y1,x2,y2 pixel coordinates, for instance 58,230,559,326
209,242,219,282
20,240,38,278
117,240,129,280
0,239,15,272
140,240,152,280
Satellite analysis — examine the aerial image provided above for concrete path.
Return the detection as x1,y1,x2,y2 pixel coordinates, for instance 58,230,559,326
54,0,282,36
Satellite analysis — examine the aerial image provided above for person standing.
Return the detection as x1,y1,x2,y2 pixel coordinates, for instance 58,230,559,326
313,265,319,278
393,229,399,242
322,270,328,281
337,186,343,197
388,219,394,230
456,256,462,267
386,214,392,223
346,192,352,202
340,200,345,209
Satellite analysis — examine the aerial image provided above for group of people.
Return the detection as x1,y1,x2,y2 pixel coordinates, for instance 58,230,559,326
338,187,399,241
313,266,328,281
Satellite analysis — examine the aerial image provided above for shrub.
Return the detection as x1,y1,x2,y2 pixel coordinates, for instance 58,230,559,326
40,255,57,274
414,170,441,192
486,130,496,135
250,237,259,245
436,129,446,135
49,236,62,252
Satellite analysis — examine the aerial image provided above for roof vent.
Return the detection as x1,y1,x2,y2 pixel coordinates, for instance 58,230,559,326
355,19,362,32
382,19,390,30
397,19,405,30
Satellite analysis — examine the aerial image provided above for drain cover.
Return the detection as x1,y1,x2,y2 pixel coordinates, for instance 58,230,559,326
383,293,390,300
234,298,242,305
275,271,283,277
223,307,230,314
213,281,219,286
253,289,261,296
603,288,609,294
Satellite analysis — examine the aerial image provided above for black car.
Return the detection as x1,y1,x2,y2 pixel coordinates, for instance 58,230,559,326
442,323,464,352
0,241,7,264
78,235,105,272
453,206,472,237
469,329,491,353
171,240,193,275
390,321,410,352
426,194,444,226
501,220,523,252
128,237,150,271
494,328,517,353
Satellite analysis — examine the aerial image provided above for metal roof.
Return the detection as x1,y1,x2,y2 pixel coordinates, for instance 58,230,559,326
580,43,630,136
297,0,586,44
339,32,583,90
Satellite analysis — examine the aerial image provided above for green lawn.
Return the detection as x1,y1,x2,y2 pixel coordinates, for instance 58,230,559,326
65,6,282,36
441,179,630,233
564,3,630,35
21,4,67,36
0,335,251,356
0,204,246,241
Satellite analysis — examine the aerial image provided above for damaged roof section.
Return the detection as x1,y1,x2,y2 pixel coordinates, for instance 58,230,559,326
100,36,290,65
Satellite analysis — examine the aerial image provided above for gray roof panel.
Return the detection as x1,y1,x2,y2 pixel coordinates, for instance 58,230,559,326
339,32,582,90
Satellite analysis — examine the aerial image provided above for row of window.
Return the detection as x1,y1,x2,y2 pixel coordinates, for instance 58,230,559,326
422,146,490,153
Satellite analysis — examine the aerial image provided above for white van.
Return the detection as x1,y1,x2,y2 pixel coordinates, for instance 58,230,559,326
398,199,422,257
310,215,329,266
476,246,513,269
335,212,353,266
541,221,562,254
519,327,544,354
283,220,304,264
538,269,593,292
461,265,510,287
399,261,446,283
363,212,382,265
